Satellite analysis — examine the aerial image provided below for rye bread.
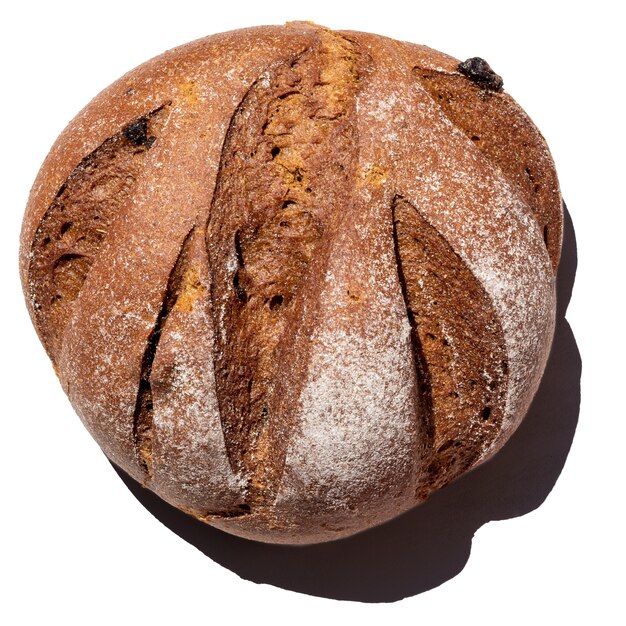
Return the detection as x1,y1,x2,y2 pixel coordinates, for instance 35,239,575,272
20,22,562,544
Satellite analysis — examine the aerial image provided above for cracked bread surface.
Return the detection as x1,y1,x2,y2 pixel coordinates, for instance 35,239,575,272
20,22,561,544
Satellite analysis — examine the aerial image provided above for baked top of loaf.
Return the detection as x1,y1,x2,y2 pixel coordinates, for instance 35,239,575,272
20,22,562,544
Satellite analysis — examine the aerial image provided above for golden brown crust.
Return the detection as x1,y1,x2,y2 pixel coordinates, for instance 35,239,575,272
20,23,562,544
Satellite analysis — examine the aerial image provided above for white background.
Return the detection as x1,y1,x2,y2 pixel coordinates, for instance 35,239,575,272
1,0,623,623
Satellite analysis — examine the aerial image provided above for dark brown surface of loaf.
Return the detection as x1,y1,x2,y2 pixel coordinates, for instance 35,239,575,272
21,22,561,544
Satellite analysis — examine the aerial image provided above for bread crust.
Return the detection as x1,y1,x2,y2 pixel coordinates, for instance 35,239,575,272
20,22,561,544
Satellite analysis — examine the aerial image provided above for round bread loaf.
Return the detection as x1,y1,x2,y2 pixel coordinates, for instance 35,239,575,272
20,22,562,544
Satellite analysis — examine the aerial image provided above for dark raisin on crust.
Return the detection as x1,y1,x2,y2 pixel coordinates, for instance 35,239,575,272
458,57,503,92
123,117,155,147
